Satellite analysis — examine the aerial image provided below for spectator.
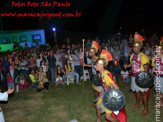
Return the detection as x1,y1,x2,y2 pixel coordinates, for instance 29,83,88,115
113,46,121,74
40,60,48,73
120,67,130,82
61,51,67,70
27,56,37,72
55,65,65,87
21,55,29,82
54,50,62,68
65,59,79,84
29,70,38,88
72,48,83,79
8,58,14,79
2,55,10,90
36,52,46,67
37,67,49,92
6,72,14,89
47,50,56,84
17,73,28,91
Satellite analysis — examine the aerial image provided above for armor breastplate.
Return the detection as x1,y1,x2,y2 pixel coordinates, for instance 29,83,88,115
101,77,111,91
131,54,141,76
101,73,115,91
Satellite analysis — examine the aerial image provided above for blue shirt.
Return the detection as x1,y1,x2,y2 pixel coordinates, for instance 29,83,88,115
1,60,10,73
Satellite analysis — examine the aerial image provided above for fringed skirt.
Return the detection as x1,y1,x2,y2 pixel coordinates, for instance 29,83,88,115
92,84,103,92
95,92,112,114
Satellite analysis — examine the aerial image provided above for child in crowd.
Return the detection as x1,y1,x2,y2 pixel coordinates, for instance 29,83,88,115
37,67,49,92
40,60,48,73
6,72,14,89
8,58,14,79
29,70,38,88
120,67,130,82
17,73,28,91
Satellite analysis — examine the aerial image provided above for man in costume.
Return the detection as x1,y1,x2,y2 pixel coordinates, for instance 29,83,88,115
151,38,163,107
83,41,104,121
83,41,103,101
0,88,14,122
95,49,127,122
124,33,150,116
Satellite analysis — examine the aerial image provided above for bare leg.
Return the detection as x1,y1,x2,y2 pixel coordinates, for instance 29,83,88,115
55,80,65,86
91,91,99,107
96,108,101,122
60,80,65,85
105,113,118,122
131,91,140,108
55,82,59,87
141,91,149,116
95,91,99,99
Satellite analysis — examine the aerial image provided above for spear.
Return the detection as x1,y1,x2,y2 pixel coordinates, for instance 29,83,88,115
82,38,85,103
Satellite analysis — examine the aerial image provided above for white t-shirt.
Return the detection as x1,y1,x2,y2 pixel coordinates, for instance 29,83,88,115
121,71,129,79
36,59,41,67
54,54,62,68
42,65,47,73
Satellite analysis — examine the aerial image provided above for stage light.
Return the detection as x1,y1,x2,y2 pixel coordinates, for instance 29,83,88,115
52,28,56,32
52,27,57,44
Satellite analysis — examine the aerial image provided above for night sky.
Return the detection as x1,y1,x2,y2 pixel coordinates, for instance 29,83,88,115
0,0,163,39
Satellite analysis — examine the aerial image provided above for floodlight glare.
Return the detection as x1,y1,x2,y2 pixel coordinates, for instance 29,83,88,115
53,28,56,32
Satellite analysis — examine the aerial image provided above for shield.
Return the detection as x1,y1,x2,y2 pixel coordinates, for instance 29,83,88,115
102,89,125,111
135,71,154,88
92,74,102,86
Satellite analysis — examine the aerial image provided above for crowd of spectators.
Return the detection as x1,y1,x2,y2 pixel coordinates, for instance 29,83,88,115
0,33,160,92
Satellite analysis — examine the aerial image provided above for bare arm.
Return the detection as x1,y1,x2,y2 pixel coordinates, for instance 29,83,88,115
73,57,79,62
110,82,119,89
124,63,132,69
62,69,66,75
83,63,92,67
151,66,155,75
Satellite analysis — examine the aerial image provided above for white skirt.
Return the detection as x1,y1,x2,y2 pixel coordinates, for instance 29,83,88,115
131,77,148,92
0,111,5,122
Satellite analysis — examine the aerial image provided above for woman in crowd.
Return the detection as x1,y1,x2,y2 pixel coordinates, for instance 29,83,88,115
16,73,28,92
6,72,14,89
14,56,21,81
55,65,65,87
61,51,67,70
67,49,74,70
40,60,48,73
36,52,46,67
8,57,14,79
65,59,79,84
